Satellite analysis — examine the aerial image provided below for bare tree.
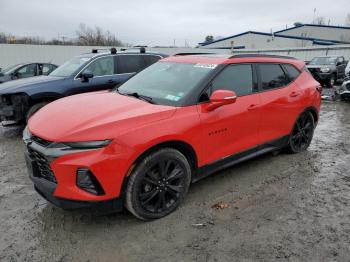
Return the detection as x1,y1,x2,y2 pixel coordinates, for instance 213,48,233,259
76,23,124,46
313,16,326,25
346,14,350,26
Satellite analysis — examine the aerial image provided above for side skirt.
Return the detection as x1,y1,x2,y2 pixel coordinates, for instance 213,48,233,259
193,135,289,183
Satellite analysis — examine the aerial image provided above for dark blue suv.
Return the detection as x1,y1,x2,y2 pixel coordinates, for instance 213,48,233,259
0,48,167,125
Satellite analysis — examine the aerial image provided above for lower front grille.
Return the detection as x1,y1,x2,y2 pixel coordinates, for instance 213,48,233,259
28,148,56,183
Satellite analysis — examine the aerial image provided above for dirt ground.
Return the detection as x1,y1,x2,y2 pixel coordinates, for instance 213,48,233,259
0,100,349,262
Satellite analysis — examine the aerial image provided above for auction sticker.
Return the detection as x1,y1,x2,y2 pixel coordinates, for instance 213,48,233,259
194,63,217,69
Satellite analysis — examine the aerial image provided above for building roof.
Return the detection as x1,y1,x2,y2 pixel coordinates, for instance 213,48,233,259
275,23,350,34
199,24,350,47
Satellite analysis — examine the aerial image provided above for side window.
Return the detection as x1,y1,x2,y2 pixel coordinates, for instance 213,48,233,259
338,57,344,64
283,64,301,81
143,55,161,66
116,55,145,74
83,56,114,77
40,64,55,75
259,64,290,90
211,64,253,96
16,64,37,78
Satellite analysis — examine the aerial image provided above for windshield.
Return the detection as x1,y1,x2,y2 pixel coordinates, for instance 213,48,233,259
1,64,22,74
49,56,92,77
117,61,215,106
309,57,337,65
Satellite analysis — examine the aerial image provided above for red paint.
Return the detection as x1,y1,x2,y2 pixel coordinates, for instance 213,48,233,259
28,55,321,201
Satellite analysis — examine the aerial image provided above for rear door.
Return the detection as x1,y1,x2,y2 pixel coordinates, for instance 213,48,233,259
115,54,146,83
198,63,261,163
257,63,302,146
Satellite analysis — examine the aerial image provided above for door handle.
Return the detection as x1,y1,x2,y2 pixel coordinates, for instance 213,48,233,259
107,79,117,84
289,91,300,97
247,104,259,110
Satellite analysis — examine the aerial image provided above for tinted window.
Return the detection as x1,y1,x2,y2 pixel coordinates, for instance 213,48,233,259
16,64,37,78
84,56,114,76
143,55,161,66
259,64,289,90
211,64,253,96
117,55,145,74
283,64,300,81
40,64,56,75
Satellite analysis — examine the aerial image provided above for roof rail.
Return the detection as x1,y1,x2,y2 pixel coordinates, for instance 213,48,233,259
91,47,117,54
174,52,216,56
230,54,297,60
120,47,147,53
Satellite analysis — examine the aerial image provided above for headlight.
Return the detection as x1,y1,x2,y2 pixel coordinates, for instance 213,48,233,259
22,126,32,142
11,94,27,105
320,67,330,73
62,140,112,149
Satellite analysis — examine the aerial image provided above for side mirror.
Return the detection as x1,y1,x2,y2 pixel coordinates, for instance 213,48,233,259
206,90,237,111
336,61,342,66
81,70,94,82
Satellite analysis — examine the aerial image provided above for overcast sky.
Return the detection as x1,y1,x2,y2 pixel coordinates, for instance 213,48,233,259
0,0,349,46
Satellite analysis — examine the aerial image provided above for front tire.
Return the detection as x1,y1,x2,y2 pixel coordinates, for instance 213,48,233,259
26,102,48,122
125,148,191,220
287,111,315,153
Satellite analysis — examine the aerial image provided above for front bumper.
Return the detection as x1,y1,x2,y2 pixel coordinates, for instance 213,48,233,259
25,151,124,211
307,68,332,82
0,95,28,125
23,131,132,211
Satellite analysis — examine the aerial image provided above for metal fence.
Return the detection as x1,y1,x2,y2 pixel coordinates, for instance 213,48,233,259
1,44,350,68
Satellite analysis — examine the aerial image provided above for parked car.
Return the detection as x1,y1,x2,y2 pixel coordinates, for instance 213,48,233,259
0,63,57,83
306,56,347,87
0,48,167,125
339,76,350,101
23,54,321,220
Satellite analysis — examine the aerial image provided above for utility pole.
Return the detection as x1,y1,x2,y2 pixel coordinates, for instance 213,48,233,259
313,8,316,24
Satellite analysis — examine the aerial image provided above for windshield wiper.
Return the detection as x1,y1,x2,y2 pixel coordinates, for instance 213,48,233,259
119,91,155,104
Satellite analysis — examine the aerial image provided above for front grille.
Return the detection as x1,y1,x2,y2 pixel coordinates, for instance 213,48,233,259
28,148,56,183
308,68,320,73
31,136,52,147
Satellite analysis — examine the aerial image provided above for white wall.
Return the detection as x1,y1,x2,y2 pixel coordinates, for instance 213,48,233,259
0,44,350,69
0,44,230,69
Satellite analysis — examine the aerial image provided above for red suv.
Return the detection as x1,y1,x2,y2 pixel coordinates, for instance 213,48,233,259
24,54,321,220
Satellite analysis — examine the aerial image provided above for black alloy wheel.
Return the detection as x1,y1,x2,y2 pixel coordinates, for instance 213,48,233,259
125,148,191,220
288,112,315,153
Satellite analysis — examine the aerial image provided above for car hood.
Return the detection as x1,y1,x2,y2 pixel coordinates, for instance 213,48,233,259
0,75,64,94
28,91,177,142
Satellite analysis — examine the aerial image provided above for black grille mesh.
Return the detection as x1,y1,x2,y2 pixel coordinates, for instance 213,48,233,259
28,148,56,183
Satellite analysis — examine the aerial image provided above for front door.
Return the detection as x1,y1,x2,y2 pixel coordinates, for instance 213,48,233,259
197,64,261,164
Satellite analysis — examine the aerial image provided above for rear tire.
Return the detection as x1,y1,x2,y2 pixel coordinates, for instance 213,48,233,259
287,112,315,153
26,102,48,122
125,148,191,220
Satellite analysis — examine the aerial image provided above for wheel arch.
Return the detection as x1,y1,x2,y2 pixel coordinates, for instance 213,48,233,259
304,106,319,124
134,140,198,172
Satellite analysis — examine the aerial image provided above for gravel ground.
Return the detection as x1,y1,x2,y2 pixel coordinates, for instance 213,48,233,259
0,99,349,262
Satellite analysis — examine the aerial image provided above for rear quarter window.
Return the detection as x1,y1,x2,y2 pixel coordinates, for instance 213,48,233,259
143,55,162,66
259,64,290,90
283,64,301,81
116,55,146,74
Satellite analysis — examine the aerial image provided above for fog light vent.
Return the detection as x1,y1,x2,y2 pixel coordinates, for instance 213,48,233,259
76,169,105,195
